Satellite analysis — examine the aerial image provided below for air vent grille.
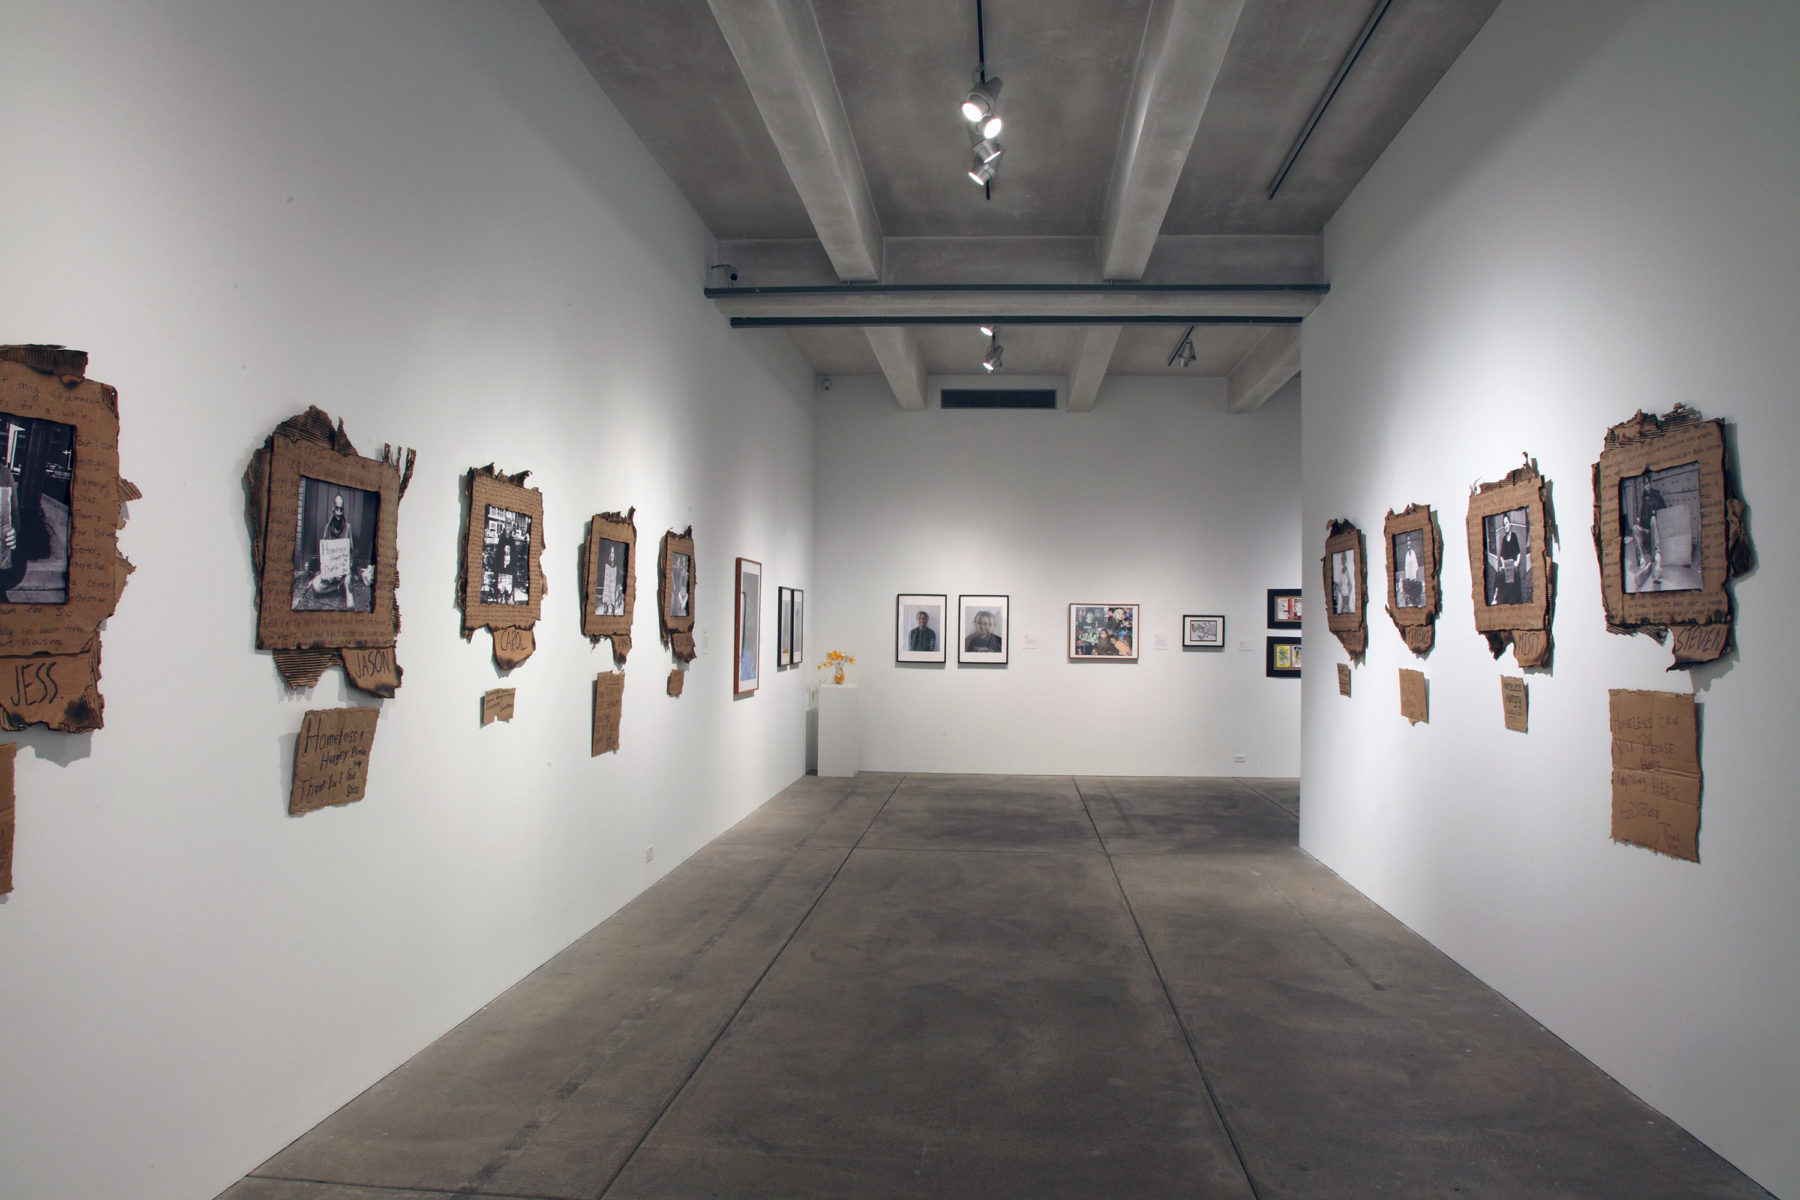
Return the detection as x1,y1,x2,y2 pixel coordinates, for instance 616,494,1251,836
940,389,1056,410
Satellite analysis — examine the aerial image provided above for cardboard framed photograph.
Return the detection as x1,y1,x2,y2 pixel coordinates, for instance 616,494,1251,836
896,593,947,664
582,507,636,665
1266,636,1301,678
1266,589,1301,628
958,594,1009,665
1321,519,1367,662
1182,614,1225,649
777,585,794,668
1466,457,1554,668
1592,407,1749,667
1069,603,1138,660
1383,503,1443,656
461,467,545,668
0,346,139,732
734,556,761,695
658,527,697,662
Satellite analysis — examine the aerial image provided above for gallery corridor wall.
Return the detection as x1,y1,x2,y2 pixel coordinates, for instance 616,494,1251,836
1299,2,1800,1194
0,4,815,1199
813,375,1302,777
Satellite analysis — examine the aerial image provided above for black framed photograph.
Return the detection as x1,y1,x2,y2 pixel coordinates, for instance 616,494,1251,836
1267,588,1301,628
896,593,947,664
1182,614,1225,649
957,594,1008,665
792,588,804,664
1267,636,1301,678
777,585,794,668
1068,603,1138,660
734,556,761,695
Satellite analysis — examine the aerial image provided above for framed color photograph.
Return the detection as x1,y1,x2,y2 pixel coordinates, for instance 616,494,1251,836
1267,589,1301,628
896,593,947,664
957,594,1009,665
777,585,794,668
1068,603,1138,660
1182,614,1225,649
1267,636,1301,678
734,557,761,695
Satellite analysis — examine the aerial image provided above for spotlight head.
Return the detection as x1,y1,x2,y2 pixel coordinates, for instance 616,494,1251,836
978,323,995,336
980,113,1003,139
960,76,1002,124
973,138,1004,165
982,337,1003,373
1177,341,1197,367
967,158,996,186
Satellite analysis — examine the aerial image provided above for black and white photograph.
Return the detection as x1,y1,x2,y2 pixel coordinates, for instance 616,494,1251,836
1482,507,1532,606
1330,547,1358,614
291,475,380,613
1392,528,1426,609
896,593,947,664
957,594,1008,665
734,557,761,694
1182,614,1225,648
480,504,533,607
593,536,628,615
777,585,794,667
1620,462,1703,594
671,550,692,618
0,410,75,604
1069,603,1138,660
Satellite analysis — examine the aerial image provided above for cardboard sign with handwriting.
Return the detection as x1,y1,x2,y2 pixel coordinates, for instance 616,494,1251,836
593,672,624,756
1337,663,1351,697
290,707,379,815
1399,669,1428,725
340,647,401,697
0,741,16,893
667,668,685,697
1501,676,1528,732
481,688,515,726
1609,689,1701,861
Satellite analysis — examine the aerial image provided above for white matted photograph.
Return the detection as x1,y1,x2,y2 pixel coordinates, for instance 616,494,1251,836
896,593,947,664
1182,614,1225,648
957,594,1009,665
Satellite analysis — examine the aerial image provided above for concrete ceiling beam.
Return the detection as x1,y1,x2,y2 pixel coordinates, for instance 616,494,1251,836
1226,326,1301,413
1067,326,1123,412
711,290,1319,321
863,327,929,411
1097,0,1248,281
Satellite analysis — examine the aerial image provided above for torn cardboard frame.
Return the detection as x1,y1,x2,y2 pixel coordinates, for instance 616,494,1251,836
247,407,413,696
659,527,697,664
1321,519,1367,663
461,466,546,669
1608,688,1701,862
581,507,637,666
0,347,139,732
1591,407,1749,669
290,705,380,816
1383,503,1443,656
1466,456,1556,669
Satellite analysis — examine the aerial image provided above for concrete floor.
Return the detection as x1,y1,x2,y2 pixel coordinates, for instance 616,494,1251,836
221,774,1770,1200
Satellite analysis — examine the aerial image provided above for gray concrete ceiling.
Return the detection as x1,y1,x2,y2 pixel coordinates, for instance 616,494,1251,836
541,0,1500,403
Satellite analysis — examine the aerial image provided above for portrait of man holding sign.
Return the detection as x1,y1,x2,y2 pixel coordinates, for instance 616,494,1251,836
292,476,380,613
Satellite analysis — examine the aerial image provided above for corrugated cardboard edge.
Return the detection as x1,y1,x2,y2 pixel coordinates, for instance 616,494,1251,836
1321,519,1367,663
581,507,637,667
0,740,16,894
1383,502,1442,657
0,348,136,731
659,527,697,662
460,467,547,669
1590,407,1750,670
1467,456,1556,670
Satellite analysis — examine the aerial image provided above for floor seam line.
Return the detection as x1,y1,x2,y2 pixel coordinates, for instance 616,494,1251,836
1070,775,1266,1200
591,772,907,1200
243,1172,574,1200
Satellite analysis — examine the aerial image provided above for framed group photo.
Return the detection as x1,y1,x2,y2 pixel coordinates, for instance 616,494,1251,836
957,594,1009,665
1182,614,1225,649
1069,603,1138,660
896,593,947,664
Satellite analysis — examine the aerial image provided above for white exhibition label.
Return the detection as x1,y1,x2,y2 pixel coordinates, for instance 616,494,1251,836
1021,633,1038,650
1153,633,1169,651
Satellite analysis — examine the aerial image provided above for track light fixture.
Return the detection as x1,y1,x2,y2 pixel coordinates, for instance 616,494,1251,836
960,1,1005,196
967,157,996,186
973,137,1004,165
982,328,1003,373
978,322,995,336
1167,324,1199,369
961,77,1003,138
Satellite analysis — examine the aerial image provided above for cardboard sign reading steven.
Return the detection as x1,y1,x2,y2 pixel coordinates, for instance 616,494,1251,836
0,346,139,732
659,527,697,665
1591,407,1750,668
290,706,380,815
247,407,413,696
1321,519,1367,663
1609,689,1701,861
1383,503,1442,656
582,507,637,667
461,466,546,670
1465,457,1555,669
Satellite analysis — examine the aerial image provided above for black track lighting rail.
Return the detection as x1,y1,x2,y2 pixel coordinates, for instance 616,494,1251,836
727,315,1304,328
706,283,1328,297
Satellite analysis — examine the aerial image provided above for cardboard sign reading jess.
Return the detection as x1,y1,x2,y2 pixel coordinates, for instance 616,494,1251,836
582,508,637,667
1467,456,1555,669
592,672,624,756
1609,689,1701,861
1337,663,1352,697
0,346,140,732
1501,676,1528,733
1383,503,1442,656
0,740,16,894
461,466,546,669
1398,669,1428,724
481,688,515,726
1321,519,1367,663
290,707,380,816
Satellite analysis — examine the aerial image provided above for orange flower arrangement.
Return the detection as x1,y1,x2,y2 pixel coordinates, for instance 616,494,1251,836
817,649,855,685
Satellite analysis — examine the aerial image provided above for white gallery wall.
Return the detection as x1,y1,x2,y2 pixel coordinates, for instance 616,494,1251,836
1300,1,1800,1194
814,374,1301,777
0,4,814,1199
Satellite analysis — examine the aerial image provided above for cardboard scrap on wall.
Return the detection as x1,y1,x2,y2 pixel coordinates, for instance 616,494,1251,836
290,706,380,816
1609,689,1701,862
1501,676,1528,733
667,668,685,697
0,741,15,894
1337,662,1352,697
0,346,139,732
592,672,624,756
1398,668,1428,725
1466,455,1556,670
481,687,515,726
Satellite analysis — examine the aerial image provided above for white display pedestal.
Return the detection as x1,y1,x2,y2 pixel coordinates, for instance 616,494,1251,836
816,683,861,778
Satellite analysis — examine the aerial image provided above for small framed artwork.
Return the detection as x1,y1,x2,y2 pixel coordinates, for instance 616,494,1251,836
792,588,804,665
582,507,636,666
896,593,947,664
957,594,1009,665
1182,614,1225,649
777,585,794,668
658,527,696,662
1267,588,1301,628
1069,603,1138,660
461,466,546,668
734,556,761,695
1322,519,1368,662
1383,502,1443,656
1466,459,1553,668
1267,636,1301,678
